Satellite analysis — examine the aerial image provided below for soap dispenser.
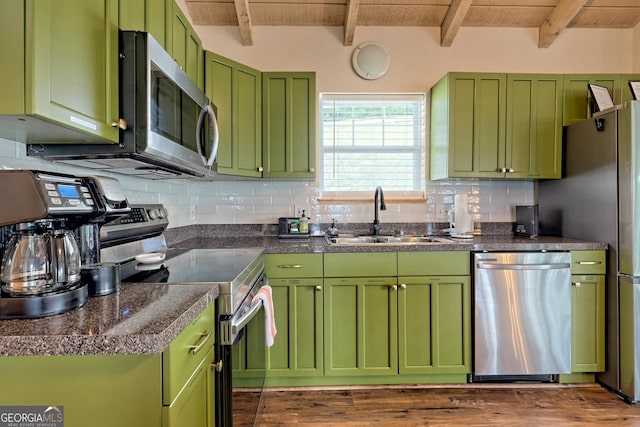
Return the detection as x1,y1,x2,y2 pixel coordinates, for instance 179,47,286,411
299,210,309,234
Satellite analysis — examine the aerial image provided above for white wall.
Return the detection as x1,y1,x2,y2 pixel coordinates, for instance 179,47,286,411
0,23,637,228
189,25,635,225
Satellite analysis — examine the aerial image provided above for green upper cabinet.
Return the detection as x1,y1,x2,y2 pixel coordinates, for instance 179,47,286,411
430,72,562,180
167,0,203,89
562,74,640,126
205,52,263,178
505,74,563,179
262,72,317,179
430,72,507,179
119,0,168,49
0,0,120,143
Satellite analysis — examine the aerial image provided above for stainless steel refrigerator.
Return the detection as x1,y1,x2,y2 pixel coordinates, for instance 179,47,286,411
537,100,640,402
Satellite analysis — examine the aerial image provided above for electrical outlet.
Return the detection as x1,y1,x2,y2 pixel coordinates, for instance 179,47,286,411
294,204,310,218
436,205,448,221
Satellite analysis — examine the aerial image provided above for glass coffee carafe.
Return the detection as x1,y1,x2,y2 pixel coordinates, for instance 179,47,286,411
0,223,81,296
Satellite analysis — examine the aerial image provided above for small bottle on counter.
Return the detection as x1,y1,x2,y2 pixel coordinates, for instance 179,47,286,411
299,210,309,234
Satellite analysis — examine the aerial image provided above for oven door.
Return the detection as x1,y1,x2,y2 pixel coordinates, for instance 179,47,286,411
216,277,268,427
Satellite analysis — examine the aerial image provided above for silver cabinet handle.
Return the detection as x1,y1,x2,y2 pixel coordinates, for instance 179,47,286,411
278,264,303,269
577,261,602,265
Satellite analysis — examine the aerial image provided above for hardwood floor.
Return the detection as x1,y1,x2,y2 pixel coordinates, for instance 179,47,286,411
239,384,640,426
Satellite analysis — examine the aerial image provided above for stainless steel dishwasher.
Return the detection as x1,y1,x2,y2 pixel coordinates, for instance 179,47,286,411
473,252,572,381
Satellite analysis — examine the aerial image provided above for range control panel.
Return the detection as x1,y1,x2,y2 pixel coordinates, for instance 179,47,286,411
100,204,169,244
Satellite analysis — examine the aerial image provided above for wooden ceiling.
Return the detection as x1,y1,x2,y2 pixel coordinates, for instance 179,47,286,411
184,0,640,47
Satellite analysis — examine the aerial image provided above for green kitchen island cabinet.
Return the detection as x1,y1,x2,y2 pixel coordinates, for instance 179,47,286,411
324,253,398,377
262,72,316,179
398,252,471,379
0,0,120,144
205,52,263,178
0,285,217,427
563,74,640,126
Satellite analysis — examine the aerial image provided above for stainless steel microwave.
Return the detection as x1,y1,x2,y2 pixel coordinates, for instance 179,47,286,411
27,31,219,179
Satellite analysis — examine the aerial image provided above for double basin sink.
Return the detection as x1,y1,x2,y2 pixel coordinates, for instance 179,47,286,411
324,234,457,246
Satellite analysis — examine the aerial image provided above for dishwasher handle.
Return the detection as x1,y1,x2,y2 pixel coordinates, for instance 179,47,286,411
477,262,571,271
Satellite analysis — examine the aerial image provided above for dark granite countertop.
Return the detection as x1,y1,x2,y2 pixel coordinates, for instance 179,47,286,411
172,235,607,253
0,283,218,357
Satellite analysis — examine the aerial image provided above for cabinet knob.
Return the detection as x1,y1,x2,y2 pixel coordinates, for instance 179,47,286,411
309,167,315,173
390,284,398,291
258,166,264,172
399,284,407,289
499,167,507,173
573,282,582,288
111,119,127,130
508,168,515,173
212,360,223,372
315,285,322,292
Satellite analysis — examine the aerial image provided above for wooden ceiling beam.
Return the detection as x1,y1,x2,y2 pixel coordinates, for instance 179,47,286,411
234,0,254,46
538,0,589,48
344,0,360,46
441,0,472,47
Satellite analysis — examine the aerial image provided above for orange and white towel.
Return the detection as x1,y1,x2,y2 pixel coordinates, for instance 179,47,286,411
252,284,277,347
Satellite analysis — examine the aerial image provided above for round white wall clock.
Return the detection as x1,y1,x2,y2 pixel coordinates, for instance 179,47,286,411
351,42,390,80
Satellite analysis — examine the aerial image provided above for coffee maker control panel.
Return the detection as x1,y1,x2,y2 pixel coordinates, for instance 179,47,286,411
38,175,96,214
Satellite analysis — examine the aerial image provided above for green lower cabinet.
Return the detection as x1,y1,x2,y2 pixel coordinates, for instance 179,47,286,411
163,346,215,427
324,277,398,376
571,274,605,372
398,276,471,375
232,309,267,387
0,354,162,427
267,278,324,379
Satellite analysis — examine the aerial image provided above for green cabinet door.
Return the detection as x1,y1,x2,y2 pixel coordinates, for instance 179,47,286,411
262,72,316,179
430,72,507,180
398,276,470,375
163,347,213,427
324,277,398,376
0,0,119,143
205,52,262,177
563,74,621,126
571,274,605,373
119,0,168,48
268,278,324,379
168,0,203,89
506,74,563,179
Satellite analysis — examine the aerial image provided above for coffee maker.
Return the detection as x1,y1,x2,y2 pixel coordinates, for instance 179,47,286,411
0,170,128,318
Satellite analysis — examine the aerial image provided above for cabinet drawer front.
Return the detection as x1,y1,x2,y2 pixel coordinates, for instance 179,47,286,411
398,251,469,276
265,254,323,278
324,253,396,277
571,250,606,275
163,303,215,405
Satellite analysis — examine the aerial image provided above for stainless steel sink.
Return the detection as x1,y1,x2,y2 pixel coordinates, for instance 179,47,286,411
324,234,456,245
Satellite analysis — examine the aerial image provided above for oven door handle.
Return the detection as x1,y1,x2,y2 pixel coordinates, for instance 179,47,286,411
231,299,263,337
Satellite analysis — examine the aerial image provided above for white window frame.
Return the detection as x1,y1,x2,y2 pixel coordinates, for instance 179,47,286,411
319,93,426,201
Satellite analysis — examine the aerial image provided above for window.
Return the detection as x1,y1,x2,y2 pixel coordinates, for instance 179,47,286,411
320,93,426,198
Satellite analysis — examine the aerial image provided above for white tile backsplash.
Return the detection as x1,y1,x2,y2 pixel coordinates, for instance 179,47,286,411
0,137,532,227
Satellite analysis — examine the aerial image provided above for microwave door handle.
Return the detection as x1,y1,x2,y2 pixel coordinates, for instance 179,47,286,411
197,104,219,167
